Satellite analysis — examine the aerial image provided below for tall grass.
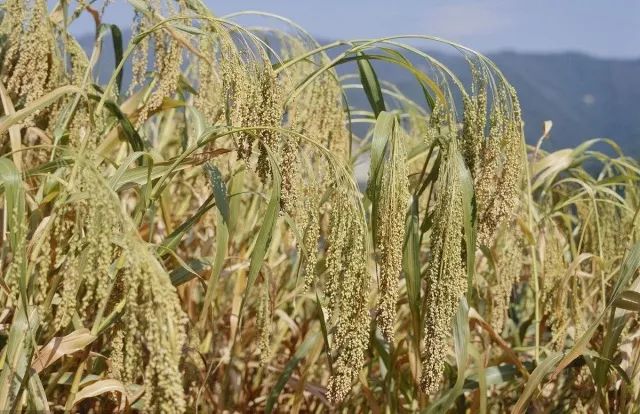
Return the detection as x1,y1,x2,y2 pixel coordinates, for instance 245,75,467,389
1,0,640,412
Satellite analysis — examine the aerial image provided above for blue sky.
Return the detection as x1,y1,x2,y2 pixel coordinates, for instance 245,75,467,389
72,0,640,59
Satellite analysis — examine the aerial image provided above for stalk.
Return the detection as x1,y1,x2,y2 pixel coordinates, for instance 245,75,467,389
525,135,540,364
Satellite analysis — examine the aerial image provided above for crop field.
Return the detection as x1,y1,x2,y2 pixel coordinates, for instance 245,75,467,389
1,0,639,412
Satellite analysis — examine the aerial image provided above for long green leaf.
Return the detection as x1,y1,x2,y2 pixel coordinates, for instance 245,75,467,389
403,197,422,341
367,111,394,243
105,24,124,94
357,52,386,117
101,99,145,154
456,150,476,297
198,164,230,327
238,152,282,319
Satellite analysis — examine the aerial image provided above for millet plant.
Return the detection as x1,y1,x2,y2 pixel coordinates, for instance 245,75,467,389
1,0,640,412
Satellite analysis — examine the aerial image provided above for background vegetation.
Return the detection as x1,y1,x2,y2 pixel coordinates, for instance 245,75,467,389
1,0,640,412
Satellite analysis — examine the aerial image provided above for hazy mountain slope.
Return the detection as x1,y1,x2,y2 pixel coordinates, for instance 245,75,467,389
368,51,640,154
490,52,640,153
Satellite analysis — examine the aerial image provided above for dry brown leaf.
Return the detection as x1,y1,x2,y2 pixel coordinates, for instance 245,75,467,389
32,328,96,373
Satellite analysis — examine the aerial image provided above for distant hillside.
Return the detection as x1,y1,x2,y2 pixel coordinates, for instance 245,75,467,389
84,33,640,155
385,51,640,155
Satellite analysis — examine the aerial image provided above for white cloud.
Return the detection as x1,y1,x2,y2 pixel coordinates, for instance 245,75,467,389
582,94,596,105
425,3,514,39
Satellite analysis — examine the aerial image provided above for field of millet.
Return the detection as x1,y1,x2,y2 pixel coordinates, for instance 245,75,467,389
1,1,640,412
